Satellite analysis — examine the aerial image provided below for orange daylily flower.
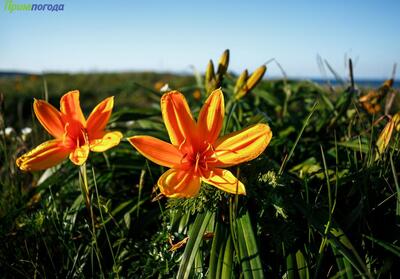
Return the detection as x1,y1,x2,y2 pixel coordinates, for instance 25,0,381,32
16,90,122,171
128,89,272,198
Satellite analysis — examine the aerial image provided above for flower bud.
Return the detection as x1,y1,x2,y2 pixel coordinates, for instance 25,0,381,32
234,70,249,99
205,60,215,84
205,60,216,94
246,65,266,92
217,49,230,76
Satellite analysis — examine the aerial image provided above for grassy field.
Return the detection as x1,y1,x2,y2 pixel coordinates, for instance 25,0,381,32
0,53,399,278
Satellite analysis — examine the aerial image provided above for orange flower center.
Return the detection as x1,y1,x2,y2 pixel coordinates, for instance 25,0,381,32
62,121,89,150
180,140,218,175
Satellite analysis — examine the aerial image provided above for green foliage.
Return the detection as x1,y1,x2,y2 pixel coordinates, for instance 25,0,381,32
0,67,399,278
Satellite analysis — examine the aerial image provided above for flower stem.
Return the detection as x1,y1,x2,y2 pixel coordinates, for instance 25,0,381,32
91,166,120,278
79,163,92,217
79,163,104,276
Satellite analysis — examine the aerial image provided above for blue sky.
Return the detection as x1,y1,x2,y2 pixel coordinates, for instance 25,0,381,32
0,0,399,79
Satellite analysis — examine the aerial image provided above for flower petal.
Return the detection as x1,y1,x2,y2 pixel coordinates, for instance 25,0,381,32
201,168,246,195
161,91,197,146
60,90,86,126
376,119,395,155
87,97,114,139
33,99,65,138
210,123,272,167
69,144,89,165
157,169,201,198
16,139,69,171
197,88,224,144
90,131,122,152
393,112,400,132
128,135,183,168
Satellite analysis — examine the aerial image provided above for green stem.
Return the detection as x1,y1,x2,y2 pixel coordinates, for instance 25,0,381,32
91,167,119,278
79,163,104,277
79,163,91,215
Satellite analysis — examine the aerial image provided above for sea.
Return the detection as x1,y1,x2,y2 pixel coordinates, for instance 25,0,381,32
309,78,397,88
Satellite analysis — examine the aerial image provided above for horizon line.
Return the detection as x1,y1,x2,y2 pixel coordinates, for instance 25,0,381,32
0,68,395,82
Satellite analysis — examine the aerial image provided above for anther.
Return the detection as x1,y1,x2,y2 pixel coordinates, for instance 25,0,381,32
194,153,200,173
178,138,187,151
180,153,188,164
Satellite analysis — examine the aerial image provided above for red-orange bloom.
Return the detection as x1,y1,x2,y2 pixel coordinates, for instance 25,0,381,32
128,89,272,197
16,90,122,171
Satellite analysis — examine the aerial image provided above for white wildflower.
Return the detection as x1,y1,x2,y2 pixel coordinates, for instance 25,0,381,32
160,83,171,93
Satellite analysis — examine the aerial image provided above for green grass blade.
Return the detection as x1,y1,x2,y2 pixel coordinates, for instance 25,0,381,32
328,228,372,279
389,153,400,217
364,235,400,257
177,211,213,279
279,101,318,174
221,234,234,279
286,253,296,279
236,221,253,279
216,237,226,279
332,246,354,279
208,220,227,279
296,250,310,279
237,211,264,278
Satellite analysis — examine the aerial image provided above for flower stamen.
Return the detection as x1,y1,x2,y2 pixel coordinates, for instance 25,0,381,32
194,152,200,174
180,153,188,164
178,138,187,150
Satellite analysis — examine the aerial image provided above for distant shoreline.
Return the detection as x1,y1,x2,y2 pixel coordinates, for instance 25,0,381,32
0,71,396,88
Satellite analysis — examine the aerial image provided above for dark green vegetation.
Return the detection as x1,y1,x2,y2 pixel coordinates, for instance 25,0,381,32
0,69,399,278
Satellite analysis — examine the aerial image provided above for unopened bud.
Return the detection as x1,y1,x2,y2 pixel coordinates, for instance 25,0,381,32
234,70,249,99
382,78,394,88
205,60,216,94
379,78,394,98
217,49,230,76
205,60,215,83
246,65,266,92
